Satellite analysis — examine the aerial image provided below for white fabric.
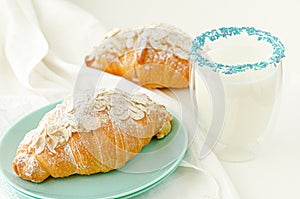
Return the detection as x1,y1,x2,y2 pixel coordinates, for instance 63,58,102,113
0,0,239,198
1,0,106,101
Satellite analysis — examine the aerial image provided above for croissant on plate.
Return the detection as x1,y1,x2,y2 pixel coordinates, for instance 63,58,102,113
85,24,192,88
12,89,172,183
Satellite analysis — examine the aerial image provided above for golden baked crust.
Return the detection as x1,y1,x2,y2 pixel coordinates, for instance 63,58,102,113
12,89,172,182
85,24,192,88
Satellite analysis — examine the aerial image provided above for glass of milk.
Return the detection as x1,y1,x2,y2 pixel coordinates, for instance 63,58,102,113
190,27,285,162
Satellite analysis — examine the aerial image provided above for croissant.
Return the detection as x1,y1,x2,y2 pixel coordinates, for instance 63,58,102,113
12,89,172,183
85,24,192,88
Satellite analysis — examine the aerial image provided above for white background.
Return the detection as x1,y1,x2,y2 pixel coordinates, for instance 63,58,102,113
61,1,300,198
1,0,300,198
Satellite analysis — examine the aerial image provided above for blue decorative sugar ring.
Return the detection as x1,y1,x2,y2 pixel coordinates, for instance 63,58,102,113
190,27,285,74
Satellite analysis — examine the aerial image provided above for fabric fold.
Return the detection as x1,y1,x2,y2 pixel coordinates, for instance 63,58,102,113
5,0,48,88
3,0,106,101
0,0,239,198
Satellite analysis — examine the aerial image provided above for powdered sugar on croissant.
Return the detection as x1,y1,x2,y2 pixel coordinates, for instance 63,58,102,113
12,89,172,182
85,24,192,88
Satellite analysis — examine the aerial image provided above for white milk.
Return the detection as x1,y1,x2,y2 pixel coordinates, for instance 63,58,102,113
194,44,280,150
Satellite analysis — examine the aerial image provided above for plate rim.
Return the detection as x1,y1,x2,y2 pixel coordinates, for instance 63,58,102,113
0,101,188,199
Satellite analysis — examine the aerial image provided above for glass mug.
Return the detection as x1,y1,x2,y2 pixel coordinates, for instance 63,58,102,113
190,27,285,162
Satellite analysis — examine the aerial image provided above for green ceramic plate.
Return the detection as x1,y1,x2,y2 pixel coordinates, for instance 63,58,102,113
0,101,188,199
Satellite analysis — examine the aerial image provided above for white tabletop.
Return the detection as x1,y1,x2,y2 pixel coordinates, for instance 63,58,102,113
70,2,300,198
1,0,300,198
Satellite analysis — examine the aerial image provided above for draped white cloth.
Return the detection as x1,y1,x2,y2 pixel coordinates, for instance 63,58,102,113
0,0,239,198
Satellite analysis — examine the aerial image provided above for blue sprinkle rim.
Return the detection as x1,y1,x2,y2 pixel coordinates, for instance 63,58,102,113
190,27,285,74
